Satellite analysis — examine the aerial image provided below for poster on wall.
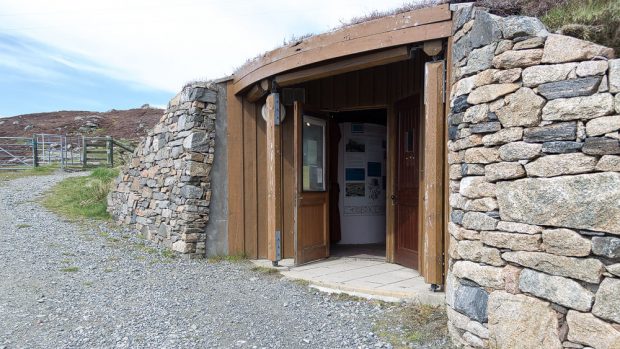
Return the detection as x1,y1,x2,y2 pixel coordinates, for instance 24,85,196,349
342,122,387,216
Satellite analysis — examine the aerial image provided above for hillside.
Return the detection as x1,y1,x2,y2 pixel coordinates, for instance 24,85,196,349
0,106,164,141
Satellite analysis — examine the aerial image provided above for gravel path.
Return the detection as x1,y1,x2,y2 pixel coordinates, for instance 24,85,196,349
0,172,392,349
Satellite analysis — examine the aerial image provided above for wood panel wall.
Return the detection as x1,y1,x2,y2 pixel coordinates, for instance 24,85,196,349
229,53,429,259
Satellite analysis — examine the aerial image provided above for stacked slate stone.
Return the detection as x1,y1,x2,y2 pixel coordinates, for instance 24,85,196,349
107,83,217,258
448,6,620,349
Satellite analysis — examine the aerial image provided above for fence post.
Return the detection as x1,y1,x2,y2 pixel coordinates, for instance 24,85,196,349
82,136,87,168
32,135,39,168
106,136,114,167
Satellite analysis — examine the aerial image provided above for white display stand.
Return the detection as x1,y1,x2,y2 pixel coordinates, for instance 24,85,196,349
337,122,387,244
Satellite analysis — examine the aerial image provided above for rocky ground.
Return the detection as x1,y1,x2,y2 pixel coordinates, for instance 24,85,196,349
0,172,454,349
0,107,163,141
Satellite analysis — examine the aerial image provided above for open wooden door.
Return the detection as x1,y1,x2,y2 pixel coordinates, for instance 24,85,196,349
293,102,330,265
421,60,446,285
393,96,421,269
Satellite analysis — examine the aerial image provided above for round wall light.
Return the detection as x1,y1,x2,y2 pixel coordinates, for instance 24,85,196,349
261,102,286,122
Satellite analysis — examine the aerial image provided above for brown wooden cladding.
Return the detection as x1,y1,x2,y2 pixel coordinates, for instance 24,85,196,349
303,57,425,111
229,54,429,259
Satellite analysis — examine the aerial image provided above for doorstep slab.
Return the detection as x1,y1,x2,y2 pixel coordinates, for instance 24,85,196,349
250,257,445,305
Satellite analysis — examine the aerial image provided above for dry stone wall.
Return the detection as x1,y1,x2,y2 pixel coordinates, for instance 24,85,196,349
107,83,217,258
448,6,620,349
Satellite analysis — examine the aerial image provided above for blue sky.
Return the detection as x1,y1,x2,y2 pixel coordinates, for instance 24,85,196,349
0,0,415,117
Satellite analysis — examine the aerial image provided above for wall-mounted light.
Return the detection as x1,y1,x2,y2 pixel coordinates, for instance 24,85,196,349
261,102,286,122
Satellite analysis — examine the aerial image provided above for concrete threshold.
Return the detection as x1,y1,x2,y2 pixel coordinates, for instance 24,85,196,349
251,257,445,305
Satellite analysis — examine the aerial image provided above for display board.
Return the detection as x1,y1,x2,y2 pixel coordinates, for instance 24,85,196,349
338,122,387,244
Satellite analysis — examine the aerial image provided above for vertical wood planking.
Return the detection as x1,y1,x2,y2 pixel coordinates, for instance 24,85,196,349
444,39,452,280
282,106,295,258
385,104,396,263
422,61,445,285
227,83,245,255
256,104,268,258
265,94,282,261
242,98,258,258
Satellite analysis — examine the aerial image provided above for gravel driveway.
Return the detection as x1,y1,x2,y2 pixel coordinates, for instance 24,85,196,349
0,172,391,349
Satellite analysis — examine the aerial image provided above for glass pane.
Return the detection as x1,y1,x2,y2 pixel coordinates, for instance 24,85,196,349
302,116,325,191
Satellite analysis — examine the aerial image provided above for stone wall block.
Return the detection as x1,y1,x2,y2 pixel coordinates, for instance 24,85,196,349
519,268,594,311
464,147,500,164
452,260,505,289
524,153,597,177
542,93,615,121
522,63,577,87
455,285,489,322
582,137,620,155
537,76,602,100
566,310,620,349
468,83,519,105
462,212,498,231
460,43,498,77
498,141,542,161
460,176,496,198
576,60,608,77
523,122,577,143
542,228,592,257
487,291,562,349
482,127,523,146
469,11,502,49
596,154,620,171
492,49,543,69
609,59,620,93
481,231,541,251
496,87,545,127
586,115,620,137
502,251,604,284
501,16,548,39
591,236,620,259
592,277,620,323
542,34,615,64
457,240,505,266
484,162,525,182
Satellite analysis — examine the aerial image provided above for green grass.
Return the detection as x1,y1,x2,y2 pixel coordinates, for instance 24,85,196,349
374,303,450,349
250,266,281,276
207,253,247,263
0,164,58,182
541,0,620,53
60,266,79,273
16,224,32,229
42,167,119,220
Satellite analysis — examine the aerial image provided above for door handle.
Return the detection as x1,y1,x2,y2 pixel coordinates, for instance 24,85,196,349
391,194,397,204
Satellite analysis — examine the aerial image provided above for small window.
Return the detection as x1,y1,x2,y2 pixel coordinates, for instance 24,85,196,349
302,115,326,191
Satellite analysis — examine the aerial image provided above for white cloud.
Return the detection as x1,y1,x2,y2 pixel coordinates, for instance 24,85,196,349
0,0,417,92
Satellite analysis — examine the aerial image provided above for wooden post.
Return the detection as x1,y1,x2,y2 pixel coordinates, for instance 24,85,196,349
106,136,114,167
82,136,87,168
32,135,38,168
266,93,283,263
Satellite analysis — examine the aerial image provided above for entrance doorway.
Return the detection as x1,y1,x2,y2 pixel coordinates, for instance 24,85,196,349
328,109,388,262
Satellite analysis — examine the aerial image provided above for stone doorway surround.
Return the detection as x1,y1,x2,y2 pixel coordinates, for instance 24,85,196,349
251,258,445,305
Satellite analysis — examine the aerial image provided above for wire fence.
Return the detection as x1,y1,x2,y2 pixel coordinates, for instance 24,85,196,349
0,134,135,171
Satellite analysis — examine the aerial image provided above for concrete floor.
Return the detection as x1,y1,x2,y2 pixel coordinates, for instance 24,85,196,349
251,255,445,305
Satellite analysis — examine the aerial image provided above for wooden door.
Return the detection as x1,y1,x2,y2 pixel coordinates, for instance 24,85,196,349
293,102,330,265
421,61,446,285
393,96,420,269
